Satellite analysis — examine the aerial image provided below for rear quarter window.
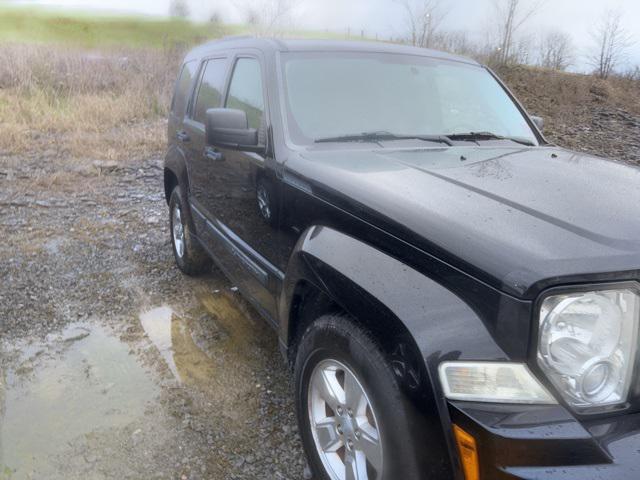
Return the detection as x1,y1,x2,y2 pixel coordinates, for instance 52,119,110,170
171,60,198,118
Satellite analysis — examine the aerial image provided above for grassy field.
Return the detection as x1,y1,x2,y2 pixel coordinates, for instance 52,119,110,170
0,7,368,161
0,6,237,49
0,7,231,159
0,6,638,166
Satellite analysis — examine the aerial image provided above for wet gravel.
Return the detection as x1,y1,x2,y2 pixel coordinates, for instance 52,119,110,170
1,91,638,478
0,152,306,479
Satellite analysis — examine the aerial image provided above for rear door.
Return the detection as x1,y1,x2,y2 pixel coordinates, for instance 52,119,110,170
168,60,198,154
182,56,229,220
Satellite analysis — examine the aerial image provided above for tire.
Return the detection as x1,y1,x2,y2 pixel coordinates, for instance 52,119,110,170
168,186,212,276
294,315,427,480
256,176,279,227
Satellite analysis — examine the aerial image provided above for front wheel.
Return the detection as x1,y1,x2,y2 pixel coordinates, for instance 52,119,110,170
294,315,426,480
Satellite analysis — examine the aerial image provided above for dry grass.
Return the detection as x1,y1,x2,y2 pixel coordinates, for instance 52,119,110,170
0,43,183,159
1,43,638,164
496,65,640,122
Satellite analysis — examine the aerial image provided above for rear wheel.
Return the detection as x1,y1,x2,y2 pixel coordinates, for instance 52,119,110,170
169,186,211,276
294,315,425,480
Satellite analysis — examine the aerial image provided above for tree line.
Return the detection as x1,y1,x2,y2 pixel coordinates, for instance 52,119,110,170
168,0,637,79
397,0,636,79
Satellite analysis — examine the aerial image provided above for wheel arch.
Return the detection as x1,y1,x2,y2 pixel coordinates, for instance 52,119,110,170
164,144,190,204
279,225,505,479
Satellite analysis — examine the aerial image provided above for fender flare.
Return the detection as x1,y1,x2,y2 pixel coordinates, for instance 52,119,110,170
164,144,190,204
279,225,509,480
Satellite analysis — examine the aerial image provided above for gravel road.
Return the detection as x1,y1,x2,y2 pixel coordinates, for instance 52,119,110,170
0,149,306,479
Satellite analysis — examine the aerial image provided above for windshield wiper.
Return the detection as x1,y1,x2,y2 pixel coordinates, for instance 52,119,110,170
444,131,535,147
314,131,452,146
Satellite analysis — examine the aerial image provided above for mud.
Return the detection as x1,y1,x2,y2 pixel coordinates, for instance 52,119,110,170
0,152,305,479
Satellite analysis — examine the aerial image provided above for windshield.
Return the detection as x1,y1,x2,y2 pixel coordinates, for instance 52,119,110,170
280,52,539,146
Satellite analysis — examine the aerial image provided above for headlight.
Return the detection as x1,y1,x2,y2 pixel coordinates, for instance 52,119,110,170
537,287,640,411
439,362,556,404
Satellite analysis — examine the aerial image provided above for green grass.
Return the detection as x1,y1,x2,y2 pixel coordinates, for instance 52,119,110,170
0,5,382,50
0,6,244,49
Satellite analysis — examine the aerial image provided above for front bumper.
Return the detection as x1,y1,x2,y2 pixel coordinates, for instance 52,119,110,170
449,401,640,479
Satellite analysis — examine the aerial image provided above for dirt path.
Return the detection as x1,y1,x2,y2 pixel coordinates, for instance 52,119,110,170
0,152,305,479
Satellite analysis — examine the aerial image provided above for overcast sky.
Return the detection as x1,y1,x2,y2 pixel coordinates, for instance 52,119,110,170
10,0,640,72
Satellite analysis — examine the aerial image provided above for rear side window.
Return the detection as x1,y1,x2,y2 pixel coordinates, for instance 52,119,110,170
193,58,227,124
171,60,198,117
226,58,264,130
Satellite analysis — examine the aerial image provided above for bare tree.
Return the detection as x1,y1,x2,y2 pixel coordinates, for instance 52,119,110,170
512,34,535,65
397,0,449,49
493,0,545,65
169,0,190,18
234,0,299,36
587,9,634,79
432,30,473,56
538,30,573,70
622,65,640,81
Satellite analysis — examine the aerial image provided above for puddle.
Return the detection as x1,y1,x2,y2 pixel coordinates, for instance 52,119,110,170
0,323,158,479
0,286,285,479
140,305,221,387
138,287,274,422
140,306,181,380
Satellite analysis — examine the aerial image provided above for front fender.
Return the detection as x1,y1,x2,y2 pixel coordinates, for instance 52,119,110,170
280,225,510,364
280,225,516,480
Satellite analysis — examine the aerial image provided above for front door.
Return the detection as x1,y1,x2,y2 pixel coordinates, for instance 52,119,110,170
206,54,288,320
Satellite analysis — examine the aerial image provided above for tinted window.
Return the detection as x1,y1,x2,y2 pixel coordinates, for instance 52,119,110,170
193,58,227,124
171,60,197,117
226,58,264,131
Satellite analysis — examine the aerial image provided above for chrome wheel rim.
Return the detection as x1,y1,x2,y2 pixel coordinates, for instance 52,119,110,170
257,184,271,220
172,204,185,258
308,359,383,480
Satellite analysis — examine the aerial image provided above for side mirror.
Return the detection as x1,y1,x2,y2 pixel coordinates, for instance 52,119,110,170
531,115,544,131
205,108,259,150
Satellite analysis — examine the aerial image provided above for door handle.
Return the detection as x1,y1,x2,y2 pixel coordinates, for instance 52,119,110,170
204,147,224,162
177,131,190,142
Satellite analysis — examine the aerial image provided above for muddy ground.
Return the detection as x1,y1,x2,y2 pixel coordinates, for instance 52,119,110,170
1,95,639,479
0,137,305,480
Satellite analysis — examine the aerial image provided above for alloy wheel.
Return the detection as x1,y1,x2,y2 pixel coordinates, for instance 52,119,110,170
172,204,185,258
308,359,383,480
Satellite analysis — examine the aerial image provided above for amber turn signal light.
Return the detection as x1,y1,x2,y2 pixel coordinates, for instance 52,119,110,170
453,424,480,480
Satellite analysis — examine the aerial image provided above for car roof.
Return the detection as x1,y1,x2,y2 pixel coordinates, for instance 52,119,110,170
184,36,479,66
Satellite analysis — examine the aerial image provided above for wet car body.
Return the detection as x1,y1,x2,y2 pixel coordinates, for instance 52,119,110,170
164,38,640,479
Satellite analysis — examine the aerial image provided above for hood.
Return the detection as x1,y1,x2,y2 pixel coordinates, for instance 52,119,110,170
288,145,640,298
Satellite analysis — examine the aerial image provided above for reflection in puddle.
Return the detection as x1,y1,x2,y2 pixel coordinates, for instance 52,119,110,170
0,323,158,479
139,306,181,381
140,305,220,387
139,287,273,423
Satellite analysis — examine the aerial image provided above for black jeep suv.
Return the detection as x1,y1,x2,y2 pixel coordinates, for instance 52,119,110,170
164,38,640,480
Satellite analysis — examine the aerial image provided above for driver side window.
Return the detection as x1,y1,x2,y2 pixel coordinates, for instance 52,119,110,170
193,58,227,125
225,58,265,132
